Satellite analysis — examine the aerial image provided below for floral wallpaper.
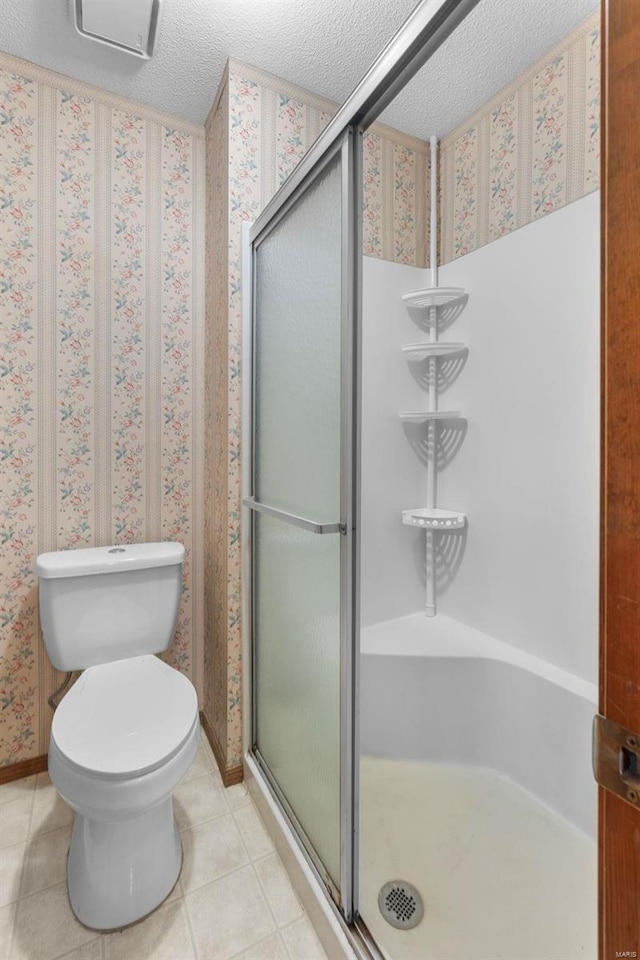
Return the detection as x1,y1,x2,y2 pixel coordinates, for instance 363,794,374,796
488,94,517,242
111,110,145,546
0,53,205,768
440,13,600,263
276,94,307,188
0,69,38,764
363,128,430,265
584,23,600,192
56,91,95,550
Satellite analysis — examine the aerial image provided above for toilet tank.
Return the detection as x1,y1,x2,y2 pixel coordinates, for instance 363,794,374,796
36,542,185,671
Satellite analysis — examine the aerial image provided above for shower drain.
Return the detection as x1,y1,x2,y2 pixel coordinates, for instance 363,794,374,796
378,880,424,930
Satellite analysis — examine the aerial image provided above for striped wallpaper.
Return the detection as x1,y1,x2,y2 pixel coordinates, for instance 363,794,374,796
0,52,205,767
440,12,600,262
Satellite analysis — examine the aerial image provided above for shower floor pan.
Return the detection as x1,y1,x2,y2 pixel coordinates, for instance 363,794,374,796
360,757,596,960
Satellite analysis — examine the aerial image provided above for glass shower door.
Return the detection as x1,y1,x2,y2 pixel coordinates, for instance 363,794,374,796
245,134,357,913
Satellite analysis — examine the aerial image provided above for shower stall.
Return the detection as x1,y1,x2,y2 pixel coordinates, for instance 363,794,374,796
241,1,600,957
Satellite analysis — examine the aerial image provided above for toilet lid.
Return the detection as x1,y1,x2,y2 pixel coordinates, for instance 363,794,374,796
52,655,198,778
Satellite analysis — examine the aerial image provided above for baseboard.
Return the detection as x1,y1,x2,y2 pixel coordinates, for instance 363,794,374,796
0,753,48,785
199,710,243,787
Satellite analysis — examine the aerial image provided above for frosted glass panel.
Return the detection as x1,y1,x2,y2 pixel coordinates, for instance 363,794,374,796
254,513,341,885
255,155,342,522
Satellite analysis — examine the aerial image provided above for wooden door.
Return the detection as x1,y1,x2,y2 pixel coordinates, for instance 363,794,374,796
599,0,640,955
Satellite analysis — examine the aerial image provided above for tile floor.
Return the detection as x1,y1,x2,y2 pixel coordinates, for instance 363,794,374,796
0,731,329,960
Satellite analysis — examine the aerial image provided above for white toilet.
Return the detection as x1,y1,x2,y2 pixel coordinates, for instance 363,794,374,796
35,542,199,931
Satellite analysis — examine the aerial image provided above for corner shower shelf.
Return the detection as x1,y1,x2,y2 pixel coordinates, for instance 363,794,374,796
401,341,465,359
398,137,469,617
401,287,466,310
401,507,467,530
400,410,461,422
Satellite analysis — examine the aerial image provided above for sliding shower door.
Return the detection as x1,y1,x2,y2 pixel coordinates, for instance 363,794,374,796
244,132,359,915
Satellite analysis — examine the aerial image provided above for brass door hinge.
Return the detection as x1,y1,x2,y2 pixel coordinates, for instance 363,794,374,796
593,714,640,808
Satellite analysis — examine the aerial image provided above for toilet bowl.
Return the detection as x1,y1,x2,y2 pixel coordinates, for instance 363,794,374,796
48,655,199,930
36,543,199,930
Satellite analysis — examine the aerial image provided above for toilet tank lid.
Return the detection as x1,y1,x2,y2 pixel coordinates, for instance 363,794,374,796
36,542,185,579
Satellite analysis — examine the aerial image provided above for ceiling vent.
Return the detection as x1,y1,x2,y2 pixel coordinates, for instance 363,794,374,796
69,0,163,60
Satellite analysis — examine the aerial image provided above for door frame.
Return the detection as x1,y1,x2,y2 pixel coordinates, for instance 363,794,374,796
599,0,640,955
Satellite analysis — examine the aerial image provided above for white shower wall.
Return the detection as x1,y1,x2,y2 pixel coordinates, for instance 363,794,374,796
361,258,428,627
360,191,600,683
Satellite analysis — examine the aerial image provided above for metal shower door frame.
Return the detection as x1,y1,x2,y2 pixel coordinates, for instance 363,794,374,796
243,130,361,920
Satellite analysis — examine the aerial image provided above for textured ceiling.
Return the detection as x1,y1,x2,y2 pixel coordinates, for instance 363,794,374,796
384,0,599,138
0,0,417,124
0,0,598,136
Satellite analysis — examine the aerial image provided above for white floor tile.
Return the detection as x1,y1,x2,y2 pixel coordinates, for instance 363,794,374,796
0,742,326,960
186,865,275,960
104,899,195,960
180,815,248,894
0,797,33,850
0,842,26,908
56,940,102,960
225,783,252,812
182,744,215,784
231,932,289,960
233,805,275,861
30,782,73,838
0,777,36,807
198,736,216,764
21,826,71,898
11,882,95,960
254,854,303,928
280,917,328,960
164,876,183,905
173,774,228,833
0,903,16,960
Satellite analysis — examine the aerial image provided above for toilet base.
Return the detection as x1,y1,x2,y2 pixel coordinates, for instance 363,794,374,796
67,797,182,930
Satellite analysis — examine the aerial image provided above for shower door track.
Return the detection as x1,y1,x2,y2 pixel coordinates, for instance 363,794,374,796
252,746,343,906
244,750,385,960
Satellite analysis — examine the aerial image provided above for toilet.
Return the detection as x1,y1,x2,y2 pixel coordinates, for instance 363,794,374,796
35,542,199,931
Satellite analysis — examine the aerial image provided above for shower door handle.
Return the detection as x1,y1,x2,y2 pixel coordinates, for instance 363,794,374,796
243,497,346,535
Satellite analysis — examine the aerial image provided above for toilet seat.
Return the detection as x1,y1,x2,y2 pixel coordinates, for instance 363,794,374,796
52,655,198,780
